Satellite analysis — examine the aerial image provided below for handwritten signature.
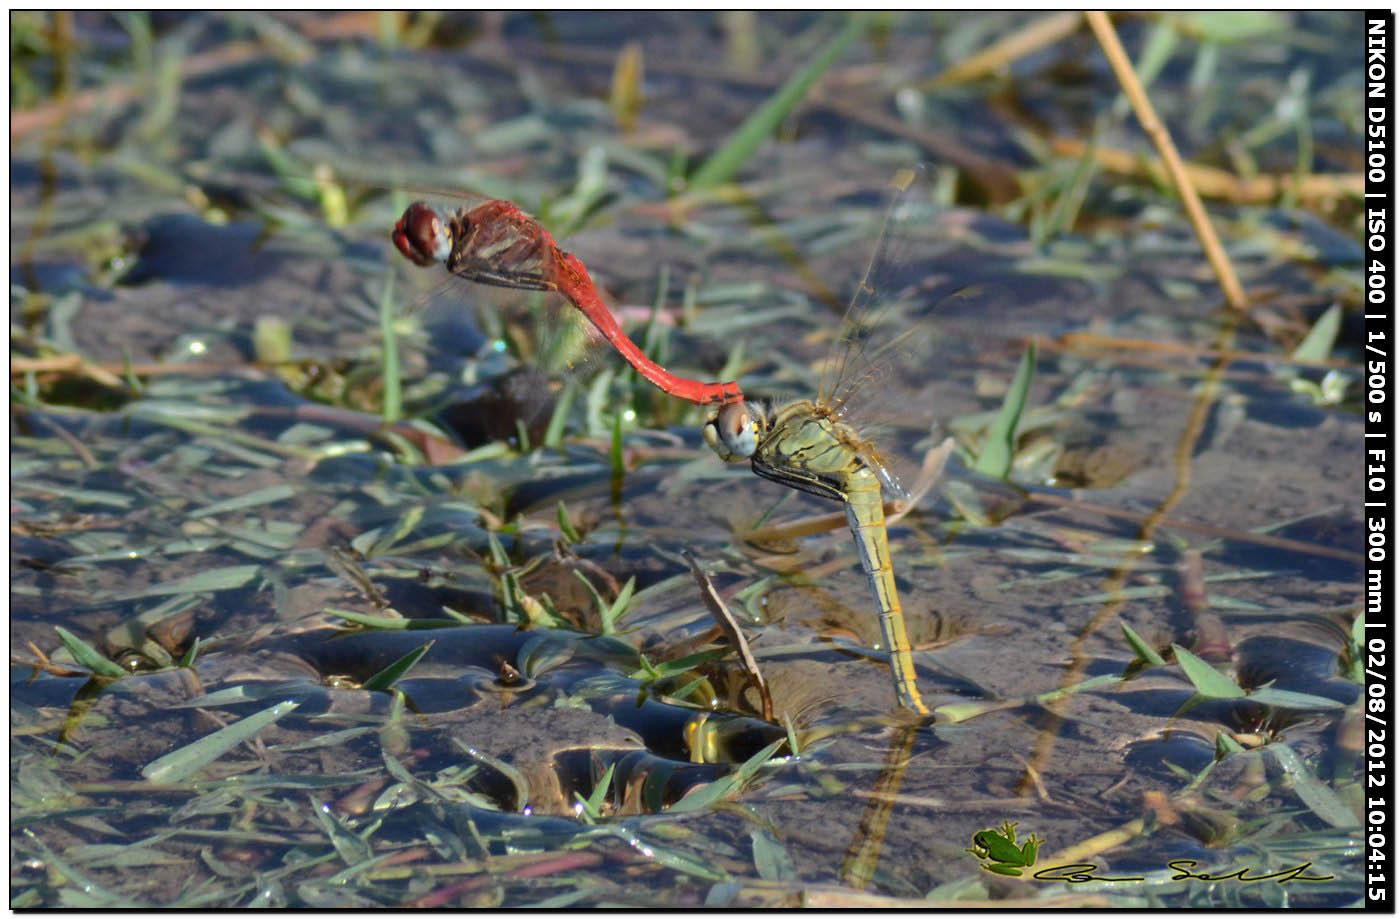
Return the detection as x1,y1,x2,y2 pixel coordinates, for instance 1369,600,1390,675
1031,860,1335,885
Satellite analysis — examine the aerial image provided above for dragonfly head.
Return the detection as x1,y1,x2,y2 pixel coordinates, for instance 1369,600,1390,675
703,401,764,462
392,201,453,267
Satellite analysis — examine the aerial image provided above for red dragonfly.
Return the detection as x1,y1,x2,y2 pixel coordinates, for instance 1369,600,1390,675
392,199,744,407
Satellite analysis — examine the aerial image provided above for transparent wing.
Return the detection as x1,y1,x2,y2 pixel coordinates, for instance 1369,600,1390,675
817,166,938,416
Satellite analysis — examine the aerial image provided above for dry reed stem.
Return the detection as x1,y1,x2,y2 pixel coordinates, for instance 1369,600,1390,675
1085,11,1249,312
1049,136,1363,205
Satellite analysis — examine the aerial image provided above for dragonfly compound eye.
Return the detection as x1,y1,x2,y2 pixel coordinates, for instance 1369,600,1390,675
703,401,760,462
391,201,452,266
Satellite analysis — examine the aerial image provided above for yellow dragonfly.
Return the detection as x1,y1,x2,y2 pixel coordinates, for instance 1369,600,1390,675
704,167,932,715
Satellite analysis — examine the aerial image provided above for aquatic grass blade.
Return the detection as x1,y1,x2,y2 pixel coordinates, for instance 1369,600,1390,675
141,699,300,783
1263,743,1359,828
19,829,141,908
556,500,582,544
451,738,530,813
328,608,461,630
629,648,729,687
1120,622,1167,666
53,627,128,678
572,569,614,634
1171,644,1245,698
178,636,201,668
309,795,375,865
576,762,616,822
117,564,260,601
379,274,402,422
369,504,425,556
543,379,578,450
1215,732,1247,755
750,828,796,881
1245,687,1346,710
360,639,435,691
1289,303,1341,362
667,737,785,814
188,484,296,518
688,13,871,191
973,342,1036,478
604,576,636,633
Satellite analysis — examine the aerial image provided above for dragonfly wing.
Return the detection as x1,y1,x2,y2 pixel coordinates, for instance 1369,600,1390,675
817,166,930,412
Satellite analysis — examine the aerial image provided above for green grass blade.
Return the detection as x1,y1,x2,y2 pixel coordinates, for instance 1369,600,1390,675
577,761,616,821
188,483,297,519
1120,621,1167,666
604,576,637,634
1172,644,1245,698
751,828,796,881
556,500,583,544
543,378,578,450
609,409,625,483
973,342,1035,478
1215,731,1247,755
1290,303,1341,361
378,273,402,423
1264,743,1360,828
117,564,260,601
360,639,435,691
142,699,300,783
667,737,785,814
688,13,871,191
310,794,374,865
1246,687,1346,710
53,627,128,678
328,608,461,630
178,636,202,668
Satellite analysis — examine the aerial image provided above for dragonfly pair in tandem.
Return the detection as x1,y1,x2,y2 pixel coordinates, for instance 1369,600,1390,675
392,169,931,715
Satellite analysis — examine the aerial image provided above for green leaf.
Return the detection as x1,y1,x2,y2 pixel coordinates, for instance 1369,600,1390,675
556,500,582,544
1246,687,1346,710
452,739,529,813
1179,10,1288,43
1264,743,1360,828
750,828,796,881
142,699,300,783
378,273,402,423
1215,732,1247,755
576,761,616,822
328,608,461,630
1290,304,1341,362
53,627,127,678
1172,644,1245,698
360,640,435,692
609,410,624,481
310,794,374,865
689,13,871,191
177,636,201,668
667,737,784,814
1120,622,1167,666
604,576,637,634
117,564,260,601
485,530,510,568
1033,673,1123,704
543,379,578,450
368,504,425,557
188,484,297,518
973,343,1035,478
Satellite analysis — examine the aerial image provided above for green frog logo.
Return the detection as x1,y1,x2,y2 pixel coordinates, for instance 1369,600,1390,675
965,821,1043,877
